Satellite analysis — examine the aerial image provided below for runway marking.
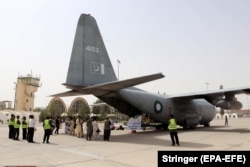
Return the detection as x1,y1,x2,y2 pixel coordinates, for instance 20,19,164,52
61,148,105,160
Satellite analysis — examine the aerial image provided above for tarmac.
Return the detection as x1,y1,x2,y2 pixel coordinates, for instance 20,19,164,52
0,117,250,167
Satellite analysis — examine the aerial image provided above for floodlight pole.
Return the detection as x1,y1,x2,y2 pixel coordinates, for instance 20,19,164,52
117,59,121,80
205,82,210,91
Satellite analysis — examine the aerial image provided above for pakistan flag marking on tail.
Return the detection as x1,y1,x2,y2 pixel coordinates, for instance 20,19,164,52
90,62,105,75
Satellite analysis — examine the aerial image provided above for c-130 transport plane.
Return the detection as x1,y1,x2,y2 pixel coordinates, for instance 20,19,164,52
52,13,250,129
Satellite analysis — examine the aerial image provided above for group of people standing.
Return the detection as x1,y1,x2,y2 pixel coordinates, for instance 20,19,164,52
8,113,180,146
8,114,36,143
65,116,112,141
65,116,86,138
42,115,116,143
8,114,56,144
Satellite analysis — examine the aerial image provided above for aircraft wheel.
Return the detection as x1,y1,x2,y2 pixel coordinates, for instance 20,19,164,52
182,124,188,130
155,125,162,130
162,124,168,130
191,126,197,129
204,122,210,127
182,120,188,130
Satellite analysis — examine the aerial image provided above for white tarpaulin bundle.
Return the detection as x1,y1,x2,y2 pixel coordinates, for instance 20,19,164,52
127,116,142,130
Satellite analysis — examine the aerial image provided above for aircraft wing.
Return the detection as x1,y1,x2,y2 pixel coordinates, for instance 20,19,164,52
51,73,164,97
168,87,250,103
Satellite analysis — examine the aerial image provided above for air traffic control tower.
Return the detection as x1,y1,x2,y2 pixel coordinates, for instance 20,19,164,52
14,73,41,111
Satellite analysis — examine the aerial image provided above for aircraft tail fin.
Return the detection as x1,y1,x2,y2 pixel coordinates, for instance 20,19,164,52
65,14,117,87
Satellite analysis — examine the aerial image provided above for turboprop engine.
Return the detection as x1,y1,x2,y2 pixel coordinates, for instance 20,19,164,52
216,99,242,110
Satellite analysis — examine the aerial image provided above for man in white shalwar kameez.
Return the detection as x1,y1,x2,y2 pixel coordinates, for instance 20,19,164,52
92,117,100,140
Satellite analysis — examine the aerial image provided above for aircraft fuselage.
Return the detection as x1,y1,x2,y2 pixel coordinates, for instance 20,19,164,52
100,88,217,128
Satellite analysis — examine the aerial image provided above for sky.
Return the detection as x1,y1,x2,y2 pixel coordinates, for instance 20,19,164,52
0,0,250,109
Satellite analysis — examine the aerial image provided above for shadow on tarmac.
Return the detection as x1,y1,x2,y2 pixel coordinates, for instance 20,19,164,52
102,123,249,148
188,125,250,134
106,130,213,148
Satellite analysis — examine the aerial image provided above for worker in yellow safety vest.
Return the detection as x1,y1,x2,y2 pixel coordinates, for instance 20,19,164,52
168,114,180,146
8,114,15,139
13,115,21,140
22,116,28,140
43,117,51,144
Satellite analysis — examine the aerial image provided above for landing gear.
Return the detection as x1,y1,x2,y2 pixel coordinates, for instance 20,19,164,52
182,124,188,130
155,125,162,130
204,122,210,127
182,120,188,130
182,120,197,130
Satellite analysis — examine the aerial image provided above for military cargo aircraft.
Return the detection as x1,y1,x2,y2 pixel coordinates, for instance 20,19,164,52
52,14,250,129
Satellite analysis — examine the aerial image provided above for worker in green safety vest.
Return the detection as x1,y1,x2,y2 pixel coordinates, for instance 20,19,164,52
22,116,28,140
43,116,52,144
8,114,15,139
168,114,180,146
13,115,21,140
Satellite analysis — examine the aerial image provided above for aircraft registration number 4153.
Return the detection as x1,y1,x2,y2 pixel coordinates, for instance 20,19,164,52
86,46,99,53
